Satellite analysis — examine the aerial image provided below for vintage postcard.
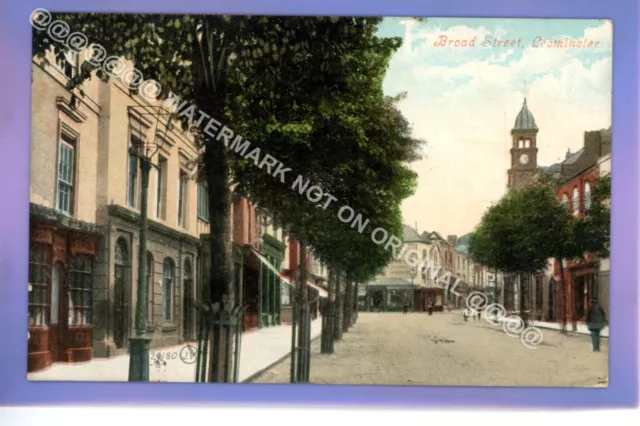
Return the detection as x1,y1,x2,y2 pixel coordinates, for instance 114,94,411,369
28,13,611,387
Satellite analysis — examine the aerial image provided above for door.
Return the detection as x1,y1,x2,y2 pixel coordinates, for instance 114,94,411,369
574,276,586,321
48,262,66,362
548,279,556,321
113,239,129,349
182,258,193,341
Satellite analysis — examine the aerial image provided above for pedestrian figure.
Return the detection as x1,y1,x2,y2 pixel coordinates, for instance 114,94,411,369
402,303,409,314
427,303,433,316
477,310,482,321
586,299,606,352
462,308,469,322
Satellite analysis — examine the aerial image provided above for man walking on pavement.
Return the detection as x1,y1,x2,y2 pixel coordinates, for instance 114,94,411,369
586,298,606,352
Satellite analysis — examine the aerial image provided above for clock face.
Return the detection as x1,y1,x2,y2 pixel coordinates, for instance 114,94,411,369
519,153,530,165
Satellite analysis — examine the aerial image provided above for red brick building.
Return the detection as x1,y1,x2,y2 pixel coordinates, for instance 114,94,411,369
546,128,611,325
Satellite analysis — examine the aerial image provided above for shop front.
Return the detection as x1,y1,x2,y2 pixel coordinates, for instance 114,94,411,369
416,288,445,312
28,205,101,372
256,234,286,328
364,279,420,312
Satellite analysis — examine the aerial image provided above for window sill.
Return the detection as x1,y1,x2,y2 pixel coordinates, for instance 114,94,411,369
197,217,209,224
161,324,178,332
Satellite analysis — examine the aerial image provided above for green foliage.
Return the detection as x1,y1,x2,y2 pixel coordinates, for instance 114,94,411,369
32,12,422,288
469,182,578,274
575,174,611,258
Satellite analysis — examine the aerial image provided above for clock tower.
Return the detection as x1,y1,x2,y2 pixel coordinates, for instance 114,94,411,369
507,98,539,189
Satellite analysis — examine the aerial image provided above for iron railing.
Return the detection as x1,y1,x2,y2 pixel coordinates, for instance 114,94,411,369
290,294,316,383
194,302,244,383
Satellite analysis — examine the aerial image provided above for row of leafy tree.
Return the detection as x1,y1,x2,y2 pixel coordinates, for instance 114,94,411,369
468,174,611,332
33,14,425,381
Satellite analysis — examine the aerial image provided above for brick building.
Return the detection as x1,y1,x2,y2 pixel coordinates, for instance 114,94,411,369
503,97,611,323
546,128,611,325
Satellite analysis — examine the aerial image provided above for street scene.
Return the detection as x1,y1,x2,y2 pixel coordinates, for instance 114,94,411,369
28,13,611,386
251,312,608,387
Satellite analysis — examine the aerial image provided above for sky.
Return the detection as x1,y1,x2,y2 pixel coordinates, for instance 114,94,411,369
375,18,612,238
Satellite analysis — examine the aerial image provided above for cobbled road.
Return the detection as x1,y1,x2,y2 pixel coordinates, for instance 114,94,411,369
250,311,608,387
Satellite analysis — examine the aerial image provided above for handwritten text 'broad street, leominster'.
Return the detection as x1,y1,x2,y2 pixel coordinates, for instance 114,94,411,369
433,35,602,49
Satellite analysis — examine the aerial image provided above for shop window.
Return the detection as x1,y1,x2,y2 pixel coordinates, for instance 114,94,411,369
68,255,94,326
388,290,404,305
28,244,51,327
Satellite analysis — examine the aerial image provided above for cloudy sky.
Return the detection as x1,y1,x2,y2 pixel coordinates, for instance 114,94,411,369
376,18,612,238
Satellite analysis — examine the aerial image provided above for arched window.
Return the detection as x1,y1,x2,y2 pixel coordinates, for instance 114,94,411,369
572,187,580,214
183,257,194,339
561,194,569,211
162,258,175,322
113,238,130,348
147,252,154,325
525,139,531,148
518,139,524,148
584,182,592,211
183,257,193,301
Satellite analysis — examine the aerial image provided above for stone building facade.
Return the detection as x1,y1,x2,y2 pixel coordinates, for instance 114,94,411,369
29,49,214,368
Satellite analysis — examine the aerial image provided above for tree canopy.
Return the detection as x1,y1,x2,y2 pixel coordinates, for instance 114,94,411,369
468,182,577,274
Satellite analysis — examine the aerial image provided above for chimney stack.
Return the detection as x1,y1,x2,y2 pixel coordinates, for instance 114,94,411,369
447,235,458,247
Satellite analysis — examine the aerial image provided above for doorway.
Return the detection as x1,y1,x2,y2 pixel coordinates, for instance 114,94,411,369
182,257,194,341
371,290,384,311
573,274,592,321
548,279,556,321
113,239,130,349
49,262,67,362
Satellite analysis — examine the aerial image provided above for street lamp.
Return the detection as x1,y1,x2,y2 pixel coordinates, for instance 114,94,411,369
409,267,417,311
127,105,172,382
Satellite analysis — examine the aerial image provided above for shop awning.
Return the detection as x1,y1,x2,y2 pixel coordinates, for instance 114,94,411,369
251,249,327,298
279,272,328,298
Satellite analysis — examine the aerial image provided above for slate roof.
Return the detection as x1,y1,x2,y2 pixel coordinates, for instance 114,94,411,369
563,148,585,164
456,233,471,255
403,224,427,243
513,98,538,131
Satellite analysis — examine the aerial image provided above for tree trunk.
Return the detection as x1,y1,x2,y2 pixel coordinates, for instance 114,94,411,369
321,267,335,354
296,243,309,382
333,271,343,341
571,277,578,332
191,24,235,381
557,257,567,333
342,276,352,333
352,282,359,326
203,131,234,383
520,273,529,327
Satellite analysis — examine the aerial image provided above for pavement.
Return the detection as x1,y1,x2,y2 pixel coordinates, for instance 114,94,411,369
250,311,609,387
533,320,609,337
28,318,322,382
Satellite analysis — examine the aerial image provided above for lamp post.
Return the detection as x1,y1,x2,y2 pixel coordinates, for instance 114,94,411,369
409,267,417,311
127,105,171,382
